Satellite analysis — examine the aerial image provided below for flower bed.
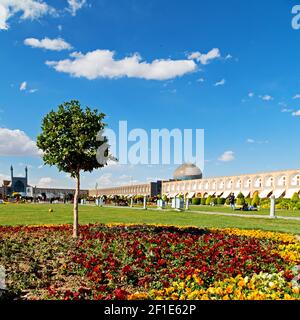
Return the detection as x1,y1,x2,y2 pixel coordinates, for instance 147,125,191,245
0,224,299,300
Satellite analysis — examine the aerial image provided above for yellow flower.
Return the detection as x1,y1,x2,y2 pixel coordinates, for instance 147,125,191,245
226,285,233,294
292,287,299,295
171,293,179,300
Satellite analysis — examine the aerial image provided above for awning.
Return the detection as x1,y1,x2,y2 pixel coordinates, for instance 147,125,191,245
222,191,231,198
169,193,178,198
241,190,250,198
273,189,285,199
216,191,224,197
259,189,273,198
208,191,216,196
284,188,300,199
187,192,195,198
232,190,241,196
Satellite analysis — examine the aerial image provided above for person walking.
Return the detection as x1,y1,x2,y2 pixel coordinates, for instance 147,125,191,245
229,193,235,210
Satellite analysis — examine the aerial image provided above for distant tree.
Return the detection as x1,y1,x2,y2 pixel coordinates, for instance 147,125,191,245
251,192,260,208
37,100,110,238
205,195,212,205
236,193,245,206
291,192,300,202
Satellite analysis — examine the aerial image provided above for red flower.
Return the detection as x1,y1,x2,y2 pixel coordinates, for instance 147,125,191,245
114,288,128,300
158,259,166,266
122,264,133,274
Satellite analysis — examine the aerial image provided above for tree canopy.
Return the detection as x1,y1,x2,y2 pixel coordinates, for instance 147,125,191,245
37,100,109,176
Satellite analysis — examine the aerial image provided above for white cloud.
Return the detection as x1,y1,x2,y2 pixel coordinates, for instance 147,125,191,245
97,173,113,187
0,173,10,185
24,37,72,51
260,95,273,101
246,138,268,144
248,92,254,98
67,0,86,16
197,78,204,83
0,128,42,156
37,177,54,188
19,81,27,91
58,24,62,31
292,110,300,117
293,94,300,99
225,54,232,60
214,79,225,86
29,88,38,93
218,151,235,162
0,0,54,30
188,48,221,65
46,50,197,81
281,108,293,113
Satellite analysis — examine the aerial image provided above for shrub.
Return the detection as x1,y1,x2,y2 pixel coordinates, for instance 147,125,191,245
225,198,230,205
236,193,245,206
201,198,207,205
236,197,245,206
212,197,218,205
291,192,299,202
251,192,260,208
294,201,300,210
192,198,201,205
217,197,226,205
205,196,212,206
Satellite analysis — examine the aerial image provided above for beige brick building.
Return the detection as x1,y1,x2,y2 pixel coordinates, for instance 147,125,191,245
89,165,300,200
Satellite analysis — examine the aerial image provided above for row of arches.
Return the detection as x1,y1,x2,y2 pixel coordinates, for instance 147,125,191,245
163,172,300,194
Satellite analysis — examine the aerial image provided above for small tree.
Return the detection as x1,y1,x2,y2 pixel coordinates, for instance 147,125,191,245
205,195,212,205
236,193,245,206
291,192,299,202
251,192,260,208
37,100,109,238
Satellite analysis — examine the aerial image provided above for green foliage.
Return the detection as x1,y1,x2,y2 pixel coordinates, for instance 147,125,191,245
192,198,201,205
201,198,206,205
217,197,226,205
236,193,245,206
37,100,109,177
211,197,218,205
251,192,260,208
225,198,230,205
291,192,300,203
162,195,169,202
205,196,212,205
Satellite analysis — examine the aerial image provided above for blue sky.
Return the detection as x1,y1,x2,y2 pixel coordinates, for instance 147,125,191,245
1,0,300,189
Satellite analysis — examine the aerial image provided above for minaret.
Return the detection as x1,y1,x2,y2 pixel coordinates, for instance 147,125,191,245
10,165,13,181
25,166,28,185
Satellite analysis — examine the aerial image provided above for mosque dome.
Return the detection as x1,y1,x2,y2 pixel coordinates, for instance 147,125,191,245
173,163,202,181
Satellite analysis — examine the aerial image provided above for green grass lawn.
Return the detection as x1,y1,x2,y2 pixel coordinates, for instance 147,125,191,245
189,205,300,218
133,203,300,218
0,203,300,235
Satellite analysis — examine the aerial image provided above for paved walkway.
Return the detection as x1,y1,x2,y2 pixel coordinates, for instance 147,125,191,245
100,205,300,222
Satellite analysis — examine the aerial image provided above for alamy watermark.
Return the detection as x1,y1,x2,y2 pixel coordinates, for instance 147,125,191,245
292,5,300,29
96,121,204,170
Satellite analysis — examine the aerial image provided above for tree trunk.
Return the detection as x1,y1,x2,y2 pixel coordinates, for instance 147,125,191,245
73,171,80,238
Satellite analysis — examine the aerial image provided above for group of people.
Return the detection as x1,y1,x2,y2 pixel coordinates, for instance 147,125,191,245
228,193,258,212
